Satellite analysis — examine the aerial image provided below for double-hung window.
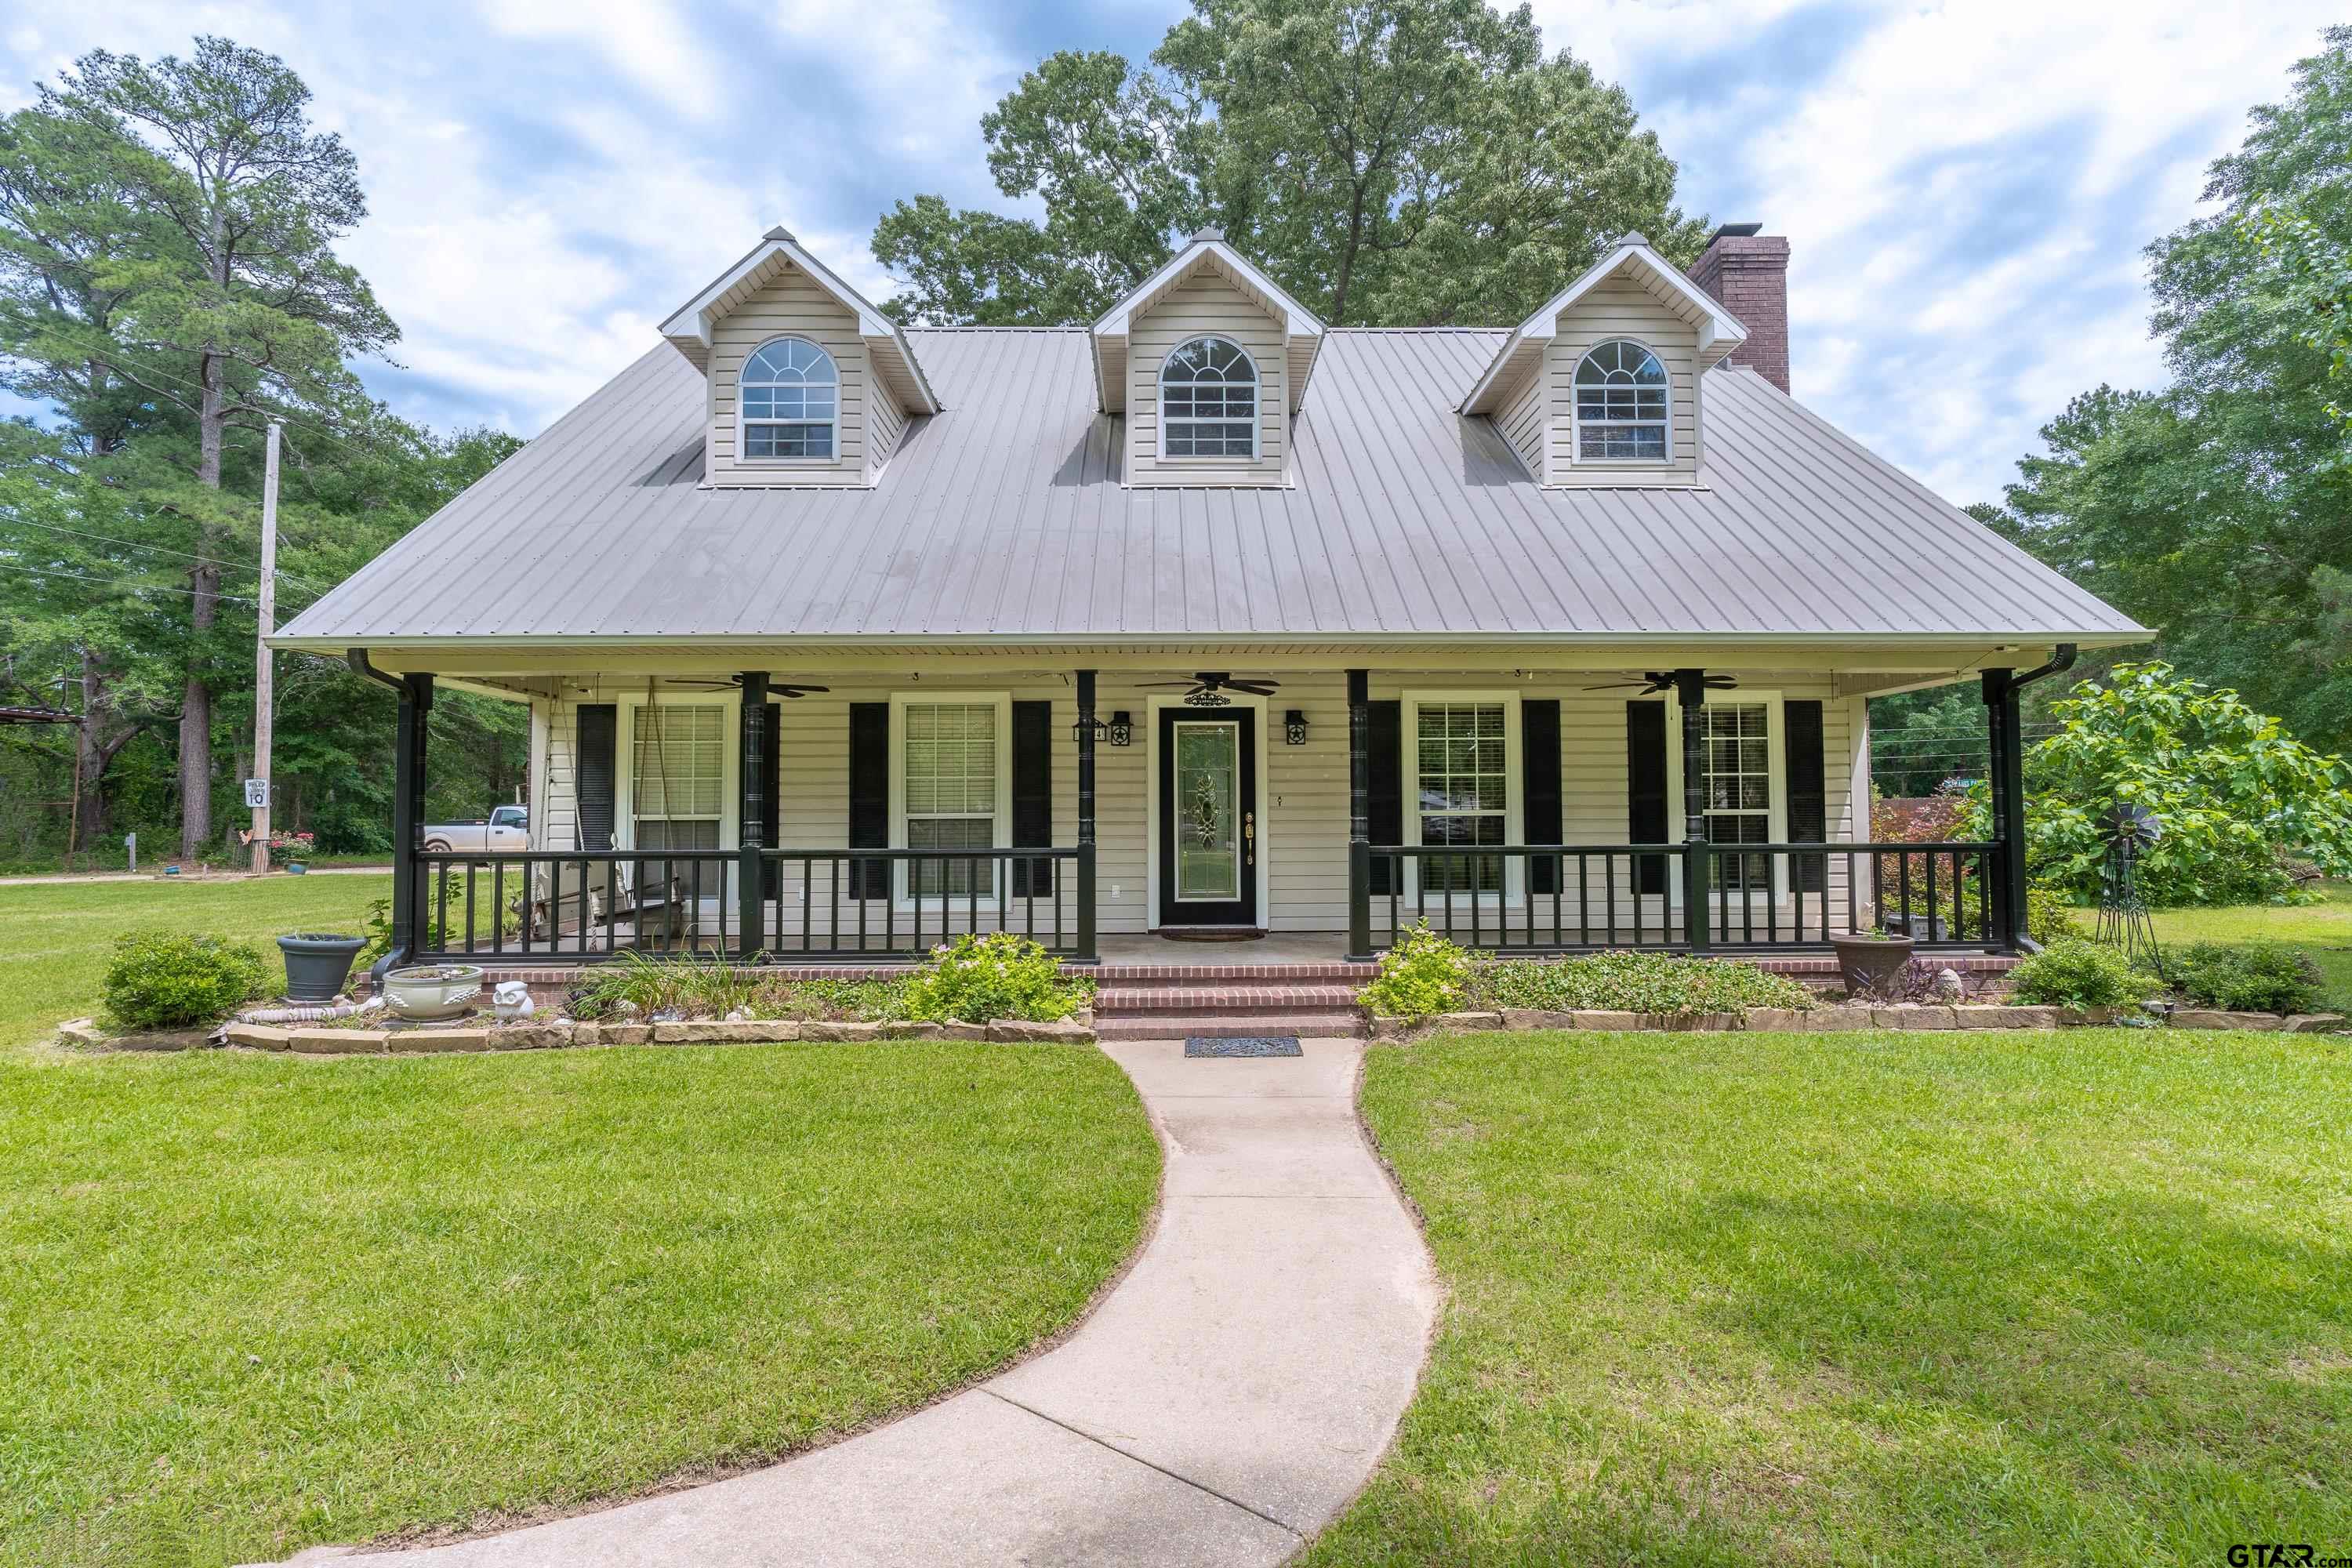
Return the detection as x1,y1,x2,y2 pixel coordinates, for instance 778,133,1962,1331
1411,699,1513,895
900,700,1003,898
740,336,838,459
1160,336,1258,457
1699,702,1774,891
630,703,726,884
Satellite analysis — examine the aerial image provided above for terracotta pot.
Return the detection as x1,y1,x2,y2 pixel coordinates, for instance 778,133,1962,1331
1831,935,1915,999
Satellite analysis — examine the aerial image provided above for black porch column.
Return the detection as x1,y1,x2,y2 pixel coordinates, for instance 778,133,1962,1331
387,672,434,976
1346,669,1372,960
1076,669,1098,962
1673,669,1711,951
1982,667,2026,950
739,670,768,956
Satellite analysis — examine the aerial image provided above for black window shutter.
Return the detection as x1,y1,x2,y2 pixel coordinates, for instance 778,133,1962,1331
1784,699,1828,893
848,702,889,899
1626,701,1669,895
1522,699,1563,895
575,705,617,851
1010,699,1054,897
1366,700,1403,896
760,701,782,899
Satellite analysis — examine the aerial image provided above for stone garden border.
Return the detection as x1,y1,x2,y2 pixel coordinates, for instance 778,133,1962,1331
1367,1003,2346,1038
55,1014,1097,1054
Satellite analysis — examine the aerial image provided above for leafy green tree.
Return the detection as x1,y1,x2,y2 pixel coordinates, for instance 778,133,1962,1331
873,0,1703,327
1973,663,2352,906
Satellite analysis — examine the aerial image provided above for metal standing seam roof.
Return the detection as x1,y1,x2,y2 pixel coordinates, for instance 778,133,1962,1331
277,326,2149,647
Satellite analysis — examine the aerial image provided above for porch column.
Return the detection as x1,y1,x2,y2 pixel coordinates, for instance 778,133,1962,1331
1347,670,1372,960
387,672,434,978
1075,669,1098,962
739,670,768,956
1982,667,2026,951
1673,669,1711,952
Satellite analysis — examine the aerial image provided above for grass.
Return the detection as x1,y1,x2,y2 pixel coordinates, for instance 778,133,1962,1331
2143,880,2352,1008
0,875,1160,1566
1312,1027,2352,1566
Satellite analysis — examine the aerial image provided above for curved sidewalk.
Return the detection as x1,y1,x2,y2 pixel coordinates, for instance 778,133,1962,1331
285,1036,1437,1567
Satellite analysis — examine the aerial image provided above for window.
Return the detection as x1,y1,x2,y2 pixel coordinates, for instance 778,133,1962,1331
1414,702,1508,895
1573,339,1668,461
902,701,1000,897
1160,336,1258,458
1700,702,1772,891
740,336,837,459
630,704,725,880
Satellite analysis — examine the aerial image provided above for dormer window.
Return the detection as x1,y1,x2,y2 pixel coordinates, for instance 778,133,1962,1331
1573,339,1669,461
742,336,837,458
1160,336,1258,458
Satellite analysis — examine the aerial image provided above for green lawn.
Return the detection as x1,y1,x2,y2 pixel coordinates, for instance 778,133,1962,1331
1314,1027,2352,1566
2143,880,2352,1007
0,877,1160,1566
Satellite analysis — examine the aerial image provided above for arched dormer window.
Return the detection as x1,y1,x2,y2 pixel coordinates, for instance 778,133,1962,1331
1160,336,1258,458
741,336,837,459
1573,339,1668,461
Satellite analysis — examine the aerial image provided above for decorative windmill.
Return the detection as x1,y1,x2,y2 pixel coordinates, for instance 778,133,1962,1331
2094,804,2165,977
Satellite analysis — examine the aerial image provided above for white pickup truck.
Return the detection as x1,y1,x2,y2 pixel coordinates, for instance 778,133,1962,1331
421,804,529,855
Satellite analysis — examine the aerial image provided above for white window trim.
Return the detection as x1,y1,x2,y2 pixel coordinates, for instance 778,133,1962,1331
1570,337,1672,469
1157,334,1262,462
614,691,740,860
887,691,1014,907
1663,689,1788,907
1142,693,1273,927
1400,691,1523,906
738,334,841,466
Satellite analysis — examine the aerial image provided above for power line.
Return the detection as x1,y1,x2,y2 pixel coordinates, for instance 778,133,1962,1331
2,516,330,593
7,561,267,604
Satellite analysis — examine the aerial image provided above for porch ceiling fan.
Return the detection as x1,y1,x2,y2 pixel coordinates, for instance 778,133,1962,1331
666,676,832,698
1581,671,1739,695
1136,671,1282,708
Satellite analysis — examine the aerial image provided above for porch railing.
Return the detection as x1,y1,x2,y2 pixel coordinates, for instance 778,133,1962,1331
1353,840,2002,955
410,844,1095,964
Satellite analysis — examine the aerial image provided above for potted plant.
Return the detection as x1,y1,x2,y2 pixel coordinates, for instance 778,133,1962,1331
268,829,315,874
1830,924,1915,998
383,962,485,1019
278,932,368,1002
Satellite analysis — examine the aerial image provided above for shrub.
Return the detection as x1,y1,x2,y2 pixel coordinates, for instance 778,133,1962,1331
2170,941,2324,1015
2006,939,2161,1010
1361,924,1472,1019
101,931,269,1029
2026,883,2085,945
1468,951,1813,1015
903,932,1090,1023
1853,956,1972,1005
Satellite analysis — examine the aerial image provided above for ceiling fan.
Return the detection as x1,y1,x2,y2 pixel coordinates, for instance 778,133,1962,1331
1580,671,1740,695
1136,671,1282,707
667,676,832,698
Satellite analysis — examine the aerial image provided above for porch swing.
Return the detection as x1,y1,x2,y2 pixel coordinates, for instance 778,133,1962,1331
523,680,693,953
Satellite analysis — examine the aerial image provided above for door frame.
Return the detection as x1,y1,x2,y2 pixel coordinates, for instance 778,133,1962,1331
1145,693,1272,928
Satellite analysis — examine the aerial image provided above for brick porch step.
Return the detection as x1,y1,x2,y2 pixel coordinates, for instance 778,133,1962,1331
1095,1011,1367,1040
1094,984,1364,1011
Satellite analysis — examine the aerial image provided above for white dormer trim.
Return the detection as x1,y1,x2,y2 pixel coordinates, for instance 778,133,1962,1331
1457,234,1748,416
1091,229,1326,414
660,227,942,415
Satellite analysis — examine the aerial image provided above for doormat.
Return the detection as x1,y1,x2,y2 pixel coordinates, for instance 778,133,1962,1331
1185,1036,1301,1058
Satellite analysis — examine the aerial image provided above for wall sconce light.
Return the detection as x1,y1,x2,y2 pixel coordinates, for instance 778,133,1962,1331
1109,711,1132,746
1073,711,1136,747
1284,709,1308,746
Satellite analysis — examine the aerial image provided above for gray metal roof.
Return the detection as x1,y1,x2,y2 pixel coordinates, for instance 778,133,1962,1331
279,326,2147,647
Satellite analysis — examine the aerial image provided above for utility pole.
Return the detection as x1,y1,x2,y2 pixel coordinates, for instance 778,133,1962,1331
249,418,282,875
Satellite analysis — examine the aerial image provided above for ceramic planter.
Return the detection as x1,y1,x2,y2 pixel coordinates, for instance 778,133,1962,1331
383,963,485,1020
1830,934,1915,998
278,932,367,1002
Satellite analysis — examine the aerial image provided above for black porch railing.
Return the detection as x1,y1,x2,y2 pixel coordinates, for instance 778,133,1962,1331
1354,840,2002,955
411,844,1095,964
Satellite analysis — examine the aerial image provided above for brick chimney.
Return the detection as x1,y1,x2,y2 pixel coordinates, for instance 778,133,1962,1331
1688,223,1791,393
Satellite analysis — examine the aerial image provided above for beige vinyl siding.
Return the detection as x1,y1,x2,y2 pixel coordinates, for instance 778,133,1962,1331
531,694,579,851
1545,274,1704,488
1496,365,1548,482
707,265,869,488
867,379,908,474
1126,270,1288,488
532,666,1866,937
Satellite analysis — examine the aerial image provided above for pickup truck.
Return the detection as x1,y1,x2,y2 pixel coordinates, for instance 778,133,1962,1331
421,804,529,855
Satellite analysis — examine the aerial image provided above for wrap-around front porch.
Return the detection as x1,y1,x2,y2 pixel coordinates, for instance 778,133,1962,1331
360,658,2053,974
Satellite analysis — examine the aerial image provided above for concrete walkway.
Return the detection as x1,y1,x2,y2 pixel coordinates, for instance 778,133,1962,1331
279,1037,1436,1567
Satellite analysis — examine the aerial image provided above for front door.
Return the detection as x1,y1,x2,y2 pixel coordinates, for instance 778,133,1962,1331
1158,708,1258,927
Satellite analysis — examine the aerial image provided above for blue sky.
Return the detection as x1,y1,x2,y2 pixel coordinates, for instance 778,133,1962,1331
0,1,2332,503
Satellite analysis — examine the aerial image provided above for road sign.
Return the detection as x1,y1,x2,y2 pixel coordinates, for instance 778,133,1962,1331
243,778,269,809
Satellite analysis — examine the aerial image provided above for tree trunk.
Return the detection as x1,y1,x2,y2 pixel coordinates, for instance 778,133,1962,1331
180,347,224,859
74,648,126,847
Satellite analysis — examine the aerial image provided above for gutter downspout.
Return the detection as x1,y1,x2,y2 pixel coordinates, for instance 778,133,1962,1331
1991,643,2078,953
